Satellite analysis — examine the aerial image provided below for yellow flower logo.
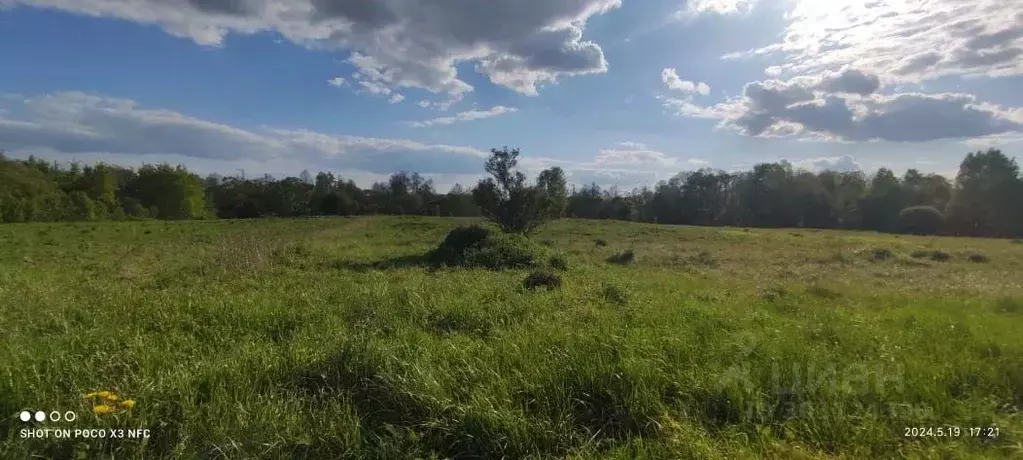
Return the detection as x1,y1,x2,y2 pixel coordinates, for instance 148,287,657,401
84,390,136,415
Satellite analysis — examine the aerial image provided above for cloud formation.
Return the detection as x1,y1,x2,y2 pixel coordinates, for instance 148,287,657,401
725,0,1023,84
662,68,711,95
0,91,487,175
410,106,518,128
6,0,622,98
595,143,679,167
667,70,1023,143
678,0,757,17
795,155,862,173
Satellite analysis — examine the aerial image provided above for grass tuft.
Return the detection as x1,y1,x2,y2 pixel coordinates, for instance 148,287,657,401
523,270,562,290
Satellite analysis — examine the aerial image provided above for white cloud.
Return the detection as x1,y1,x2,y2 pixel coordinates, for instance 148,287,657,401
662,68,711,95
411,106,518,128
388,93,405,104
0,91,488,175
668,72,1023,142
678,0,757,17
795,155,862,172
617,141,647,149
687,158,711,168
725,0,1023,84
595,144,678,167
327,77,347,88
6,0,622,98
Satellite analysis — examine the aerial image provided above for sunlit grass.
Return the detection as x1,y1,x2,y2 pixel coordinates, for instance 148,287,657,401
1,217,1021,459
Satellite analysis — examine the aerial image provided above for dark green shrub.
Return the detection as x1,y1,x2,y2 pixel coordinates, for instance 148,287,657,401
911,249,950,262
897,206,945,235
594,239,608,248
429,226,541,269
523,271,562,290
607,250,635,265
968,253,990,263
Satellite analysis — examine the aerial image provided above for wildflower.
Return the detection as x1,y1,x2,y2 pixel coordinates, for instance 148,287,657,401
84,390,118,400
121,400,136,410
93,405,115,415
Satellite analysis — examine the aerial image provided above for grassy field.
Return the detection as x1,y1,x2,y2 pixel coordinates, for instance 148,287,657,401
1,216,1021,459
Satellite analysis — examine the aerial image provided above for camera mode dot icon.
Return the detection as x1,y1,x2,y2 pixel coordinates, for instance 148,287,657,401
35,411,46,422
19,411,31,422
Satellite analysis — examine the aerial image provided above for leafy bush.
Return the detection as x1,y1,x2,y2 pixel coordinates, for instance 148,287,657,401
607,250,636,265
523,271,562,290
548,254,569,271
967,253,990,263
428,225,542,269
897,206,945,235
594,239,608,248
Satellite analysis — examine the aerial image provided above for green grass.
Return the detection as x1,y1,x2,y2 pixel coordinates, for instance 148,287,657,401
1,216,1021,459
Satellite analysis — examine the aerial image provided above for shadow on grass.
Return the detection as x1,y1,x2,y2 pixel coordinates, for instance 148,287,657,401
288,344,549,459
327,254,437,273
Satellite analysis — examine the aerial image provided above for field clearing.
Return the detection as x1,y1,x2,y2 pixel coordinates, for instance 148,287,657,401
1,216,1022,459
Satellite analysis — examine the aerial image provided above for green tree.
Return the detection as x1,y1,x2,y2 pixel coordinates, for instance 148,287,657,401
126,164,211,220
472,147,558,235
536,167,568,218
946,149,1020,237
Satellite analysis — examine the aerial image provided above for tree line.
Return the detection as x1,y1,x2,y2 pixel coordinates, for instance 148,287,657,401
2,148,1021,238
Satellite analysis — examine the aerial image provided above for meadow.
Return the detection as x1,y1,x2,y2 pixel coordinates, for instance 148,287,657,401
1,216,1021,459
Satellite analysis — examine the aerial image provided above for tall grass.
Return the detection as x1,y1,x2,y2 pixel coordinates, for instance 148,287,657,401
1,217,1021,459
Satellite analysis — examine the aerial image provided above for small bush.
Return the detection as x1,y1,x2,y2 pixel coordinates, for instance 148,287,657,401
897,206,945,235
607,250,635,265
428,225,542,269
967,253,990,263
600,283,629,306
523,271,562,290
548,254,569,271
1013,239,1023,245
911,249,950,262
594,239,608,248
870,248,894,261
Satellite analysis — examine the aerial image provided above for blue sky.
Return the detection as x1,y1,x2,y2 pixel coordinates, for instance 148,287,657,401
1,0,1022,189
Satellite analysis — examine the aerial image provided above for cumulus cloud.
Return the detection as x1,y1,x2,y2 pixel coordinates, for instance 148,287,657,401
0,91,488,175
795,155,862,172
662,68,711,95
327,77,347,87
668,72,1023,142
410,106,518,128
5,0,622,98
724,0,1023,84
